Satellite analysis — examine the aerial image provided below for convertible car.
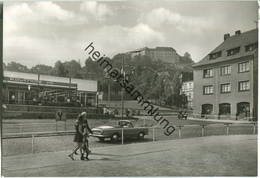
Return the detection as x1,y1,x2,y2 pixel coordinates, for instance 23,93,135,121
91,120,149,142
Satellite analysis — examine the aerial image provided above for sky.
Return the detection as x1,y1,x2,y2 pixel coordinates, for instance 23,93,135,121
3,1,258,67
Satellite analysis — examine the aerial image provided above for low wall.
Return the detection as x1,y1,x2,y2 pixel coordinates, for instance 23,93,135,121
5,104,101,114
2,111,121,120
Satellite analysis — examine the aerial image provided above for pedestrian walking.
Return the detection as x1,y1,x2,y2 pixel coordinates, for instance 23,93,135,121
81,113,93,160
68,114,84,160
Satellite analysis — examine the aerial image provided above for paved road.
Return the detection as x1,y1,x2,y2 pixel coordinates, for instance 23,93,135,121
2,135,257,176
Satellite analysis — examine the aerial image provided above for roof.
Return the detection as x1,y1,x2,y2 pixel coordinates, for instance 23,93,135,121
193,29,258,68
4,70,97,92
152,47,175,51
127,47,148,53
128,46,176,53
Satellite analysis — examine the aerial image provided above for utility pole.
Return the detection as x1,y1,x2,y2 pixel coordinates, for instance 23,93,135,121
108,79,111,108
105,73,111,108
121,56,125,120
254,20,258,29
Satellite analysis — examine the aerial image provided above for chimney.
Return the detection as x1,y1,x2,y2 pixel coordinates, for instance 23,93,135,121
224,33,230,41
235,30,241,35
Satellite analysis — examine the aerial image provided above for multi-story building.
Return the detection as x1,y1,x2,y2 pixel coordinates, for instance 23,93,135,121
128,46,180,64
180,81,194,109
193,29,258,120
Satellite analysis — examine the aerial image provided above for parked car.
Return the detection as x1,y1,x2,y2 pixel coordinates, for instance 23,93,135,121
91,120,149,142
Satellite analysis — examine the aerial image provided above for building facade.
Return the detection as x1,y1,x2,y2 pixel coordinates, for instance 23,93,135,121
193,29,258,120
2,70,98,107
180,81,193,109
128,47,180,64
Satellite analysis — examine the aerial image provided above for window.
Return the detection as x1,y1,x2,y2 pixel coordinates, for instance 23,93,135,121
188,93,192,100
227,47,240,56
203,69,213,78
182,83,187,90
237,102,250,117
238,61,250,73
203,85,214,95
188,83,193,90
239,81,250,91
202,104,213,115
221,83,231,93
220,65,231,76
209,51,222,60
245,43,258,52
219,103,231,115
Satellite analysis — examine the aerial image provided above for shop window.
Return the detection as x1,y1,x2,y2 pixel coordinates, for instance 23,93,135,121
9,91,17,104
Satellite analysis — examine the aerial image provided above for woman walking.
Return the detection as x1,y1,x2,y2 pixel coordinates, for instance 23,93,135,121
68,114,84,160
80,112,93,160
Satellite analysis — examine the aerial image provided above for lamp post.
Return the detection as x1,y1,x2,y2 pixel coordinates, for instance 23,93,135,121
121,56,125,120
96,92,99,107
28,85,31,105
104,73,111,108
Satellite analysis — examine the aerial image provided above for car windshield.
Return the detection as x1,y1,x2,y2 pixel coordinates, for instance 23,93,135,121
118,121,133,128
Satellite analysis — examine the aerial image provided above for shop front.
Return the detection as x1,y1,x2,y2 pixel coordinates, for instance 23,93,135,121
3,71,98,107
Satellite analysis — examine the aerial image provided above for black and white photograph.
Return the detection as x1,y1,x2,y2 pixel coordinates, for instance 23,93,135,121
0,0,258,177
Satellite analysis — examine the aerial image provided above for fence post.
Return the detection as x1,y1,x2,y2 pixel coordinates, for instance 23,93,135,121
253,123,256,134
178,126,182,139
121,128,124,145
55,121,57,132
143,117,146,126
152,127,155,142
19,124,22,133
225,124,230,135
201,125,205,137
64,120,67,132
31,134,35,153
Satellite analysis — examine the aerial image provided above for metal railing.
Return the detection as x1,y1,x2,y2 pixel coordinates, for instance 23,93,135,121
2,123,257,156
191,113,256,121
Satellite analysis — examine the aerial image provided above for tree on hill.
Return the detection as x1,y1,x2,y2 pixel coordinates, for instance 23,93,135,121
53,60,68,77
63,60,82,78
30,64,53,75
179,52,194,64
83,57,106,79
5,61,30,72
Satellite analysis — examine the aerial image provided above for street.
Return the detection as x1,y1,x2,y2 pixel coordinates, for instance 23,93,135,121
2,135,257,176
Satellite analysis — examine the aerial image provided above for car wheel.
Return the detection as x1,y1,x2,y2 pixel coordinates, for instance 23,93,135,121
138,132,145,140
98,138,105,142
111,133,119,142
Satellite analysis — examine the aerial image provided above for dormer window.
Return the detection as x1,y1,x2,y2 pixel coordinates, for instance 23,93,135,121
209,51,222,60
245,43,258,52
227,47,240,56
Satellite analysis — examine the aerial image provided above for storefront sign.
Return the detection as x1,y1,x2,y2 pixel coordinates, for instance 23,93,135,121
4,77,77,88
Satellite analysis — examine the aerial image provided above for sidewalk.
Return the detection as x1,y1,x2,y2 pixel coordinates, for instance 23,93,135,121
187,117,256,124
2,135,257,176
